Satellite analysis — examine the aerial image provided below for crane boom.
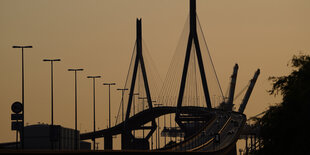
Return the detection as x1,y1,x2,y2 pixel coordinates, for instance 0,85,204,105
238,69,260,113
220,64,239,111
227,64,239,107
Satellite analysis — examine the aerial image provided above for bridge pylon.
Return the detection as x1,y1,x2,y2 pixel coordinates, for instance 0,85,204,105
121,18,157,150
175,0,212,136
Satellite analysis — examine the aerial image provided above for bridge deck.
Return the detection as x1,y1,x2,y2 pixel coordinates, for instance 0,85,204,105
80,106,213,140
163,110,245,152
80,106,245,153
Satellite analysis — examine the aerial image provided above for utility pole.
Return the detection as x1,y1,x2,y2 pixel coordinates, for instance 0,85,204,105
68,68,84,150
87,76,101,150
12,45,33,149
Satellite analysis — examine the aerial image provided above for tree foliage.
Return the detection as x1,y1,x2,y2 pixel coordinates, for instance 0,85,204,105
257,54,310,154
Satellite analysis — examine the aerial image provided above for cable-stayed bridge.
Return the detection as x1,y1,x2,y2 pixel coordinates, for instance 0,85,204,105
80,0,260,153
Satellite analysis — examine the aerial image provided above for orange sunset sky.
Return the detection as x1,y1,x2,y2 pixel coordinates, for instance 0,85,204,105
1,0,310,150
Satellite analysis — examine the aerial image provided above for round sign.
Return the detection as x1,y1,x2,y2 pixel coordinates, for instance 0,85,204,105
11,102,23,113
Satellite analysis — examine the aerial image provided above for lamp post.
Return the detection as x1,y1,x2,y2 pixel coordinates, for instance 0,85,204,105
12,45,32,149
138,97,147,111
43,59,60,150
116,88,128,122
138,97,147,138
103,83,116,128
68,68,84,150
43,59,61,127
132,93,139,137
87,76,101,150
154,103,162,149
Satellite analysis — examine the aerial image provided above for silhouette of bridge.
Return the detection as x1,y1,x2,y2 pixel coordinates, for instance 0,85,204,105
80,0,260,153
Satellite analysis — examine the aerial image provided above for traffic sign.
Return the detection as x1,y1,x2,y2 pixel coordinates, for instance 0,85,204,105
11,114,23,120
11,122,22,131
11,102,23,114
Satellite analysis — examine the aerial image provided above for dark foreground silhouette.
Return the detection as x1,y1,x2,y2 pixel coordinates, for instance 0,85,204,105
255,54,310,154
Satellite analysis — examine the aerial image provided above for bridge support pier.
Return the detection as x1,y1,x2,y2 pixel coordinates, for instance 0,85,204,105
104,135,113,150
121,133,149,150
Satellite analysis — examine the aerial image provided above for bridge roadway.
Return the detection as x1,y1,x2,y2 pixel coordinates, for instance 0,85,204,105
164,110,245,152
199,112,245,152
80,106,213,140
80,106,246,152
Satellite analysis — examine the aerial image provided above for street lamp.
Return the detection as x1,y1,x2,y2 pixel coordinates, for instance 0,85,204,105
12,45,33,149
138,97,147,138
154,103,162,149
132,93,139,137
68,68,84,150
116,88,128,122
138,97,147,111
103,83,116,128
43,59,60,150
43,59,61,127
87,75,101,150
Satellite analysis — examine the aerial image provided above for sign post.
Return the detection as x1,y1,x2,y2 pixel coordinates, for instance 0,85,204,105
11,101,23,149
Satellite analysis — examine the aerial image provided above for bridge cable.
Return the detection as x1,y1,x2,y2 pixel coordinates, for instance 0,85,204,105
197,15,225,102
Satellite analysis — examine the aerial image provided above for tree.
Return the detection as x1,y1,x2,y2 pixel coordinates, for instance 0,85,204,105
257,54,310,154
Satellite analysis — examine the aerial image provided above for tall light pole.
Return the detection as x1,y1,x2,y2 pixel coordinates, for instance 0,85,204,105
117,88,128,122
87,76,101,150
138,97,147,111
68,68,84,150
154,103,162,149
43,59,61,127
138,97,147,138
132,93,139,137
43,59,60,150
12,45,32,149
103,83,116,128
